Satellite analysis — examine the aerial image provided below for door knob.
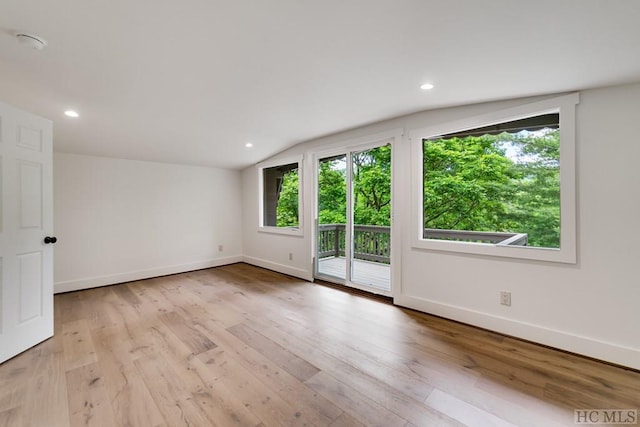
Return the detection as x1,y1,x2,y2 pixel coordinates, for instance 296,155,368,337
44,236,57,244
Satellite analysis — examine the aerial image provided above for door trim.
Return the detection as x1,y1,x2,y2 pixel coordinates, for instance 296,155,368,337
312,129,402,298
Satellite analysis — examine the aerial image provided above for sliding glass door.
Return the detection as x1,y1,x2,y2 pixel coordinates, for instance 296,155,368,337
350,145,391,289
315,142,391,294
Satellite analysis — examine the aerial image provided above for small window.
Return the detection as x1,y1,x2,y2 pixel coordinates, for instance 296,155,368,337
410,93,578,263
258,158,302,235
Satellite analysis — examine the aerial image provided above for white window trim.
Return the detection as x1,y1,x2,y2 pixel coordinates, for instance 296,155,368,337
409,93,579,263
257,154,304,236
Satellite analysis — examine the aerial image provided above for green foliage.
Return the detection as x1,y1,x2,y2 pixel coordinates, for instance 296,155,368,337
353,145,391,226
502,130,560,247
276,129,560,248
275,170,299,227
318,159,347,224
423,136,515,231
315,145,392,227
423,129,560,248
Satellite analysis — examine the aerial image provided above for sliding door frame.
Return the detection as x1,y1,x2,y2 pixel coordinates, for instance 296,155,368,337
312,130,402,297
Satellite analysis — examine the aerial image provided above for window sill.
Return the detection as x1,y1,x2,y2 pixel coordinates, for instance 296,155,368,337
257,226,304,237
411,237,576,264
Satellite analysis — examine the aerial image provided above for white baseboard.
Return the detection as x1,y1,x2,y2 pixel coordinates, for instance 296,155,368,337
394,294,640,371
242,256,313,282
54,256,243,294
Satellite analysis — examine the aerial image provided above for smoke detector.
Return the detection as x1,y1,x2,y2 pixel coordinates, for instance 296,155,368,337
16,33,47,50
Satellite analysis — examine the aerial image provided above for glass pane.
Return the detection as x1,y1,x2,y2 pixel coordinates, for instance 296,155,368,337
351,145,391,290
423,114,560,249
317,155,347,280
263,162,299,227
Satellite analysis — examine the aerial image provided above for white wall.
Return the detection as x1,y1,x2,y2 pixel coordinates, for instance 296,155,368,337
54,153,243,292
241,82,640,370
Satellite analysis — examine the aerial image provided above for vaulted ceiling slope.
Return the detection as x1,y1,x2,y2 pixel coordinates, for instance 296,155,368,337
1,1,639,169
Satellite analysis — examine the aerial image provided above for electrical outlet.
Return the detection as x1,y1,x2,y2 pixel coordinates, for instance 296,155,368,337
500,291,511,306
218,245,223,252
289,252,293,261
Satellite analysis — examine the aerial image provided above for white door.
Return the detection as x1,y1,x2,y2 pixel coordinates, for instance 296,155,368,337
0,101,54,364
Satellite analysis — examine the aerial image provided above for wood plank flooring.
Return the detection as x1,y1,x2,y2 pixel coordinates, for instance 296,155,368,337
1,263,638,426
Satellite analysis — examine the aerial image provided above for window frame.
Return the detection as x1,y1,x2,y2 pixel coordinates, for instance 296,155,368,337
257,155,304,236
409,93,579,263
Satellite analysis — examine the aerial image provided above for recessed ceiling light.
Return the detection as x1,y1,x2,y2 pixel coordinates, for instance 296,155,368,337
64,110,79,118
420,83,435,90
245,142,253,148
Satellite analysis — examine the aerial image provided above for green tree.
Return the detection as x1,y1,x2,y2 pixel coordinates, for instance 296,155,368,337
315,146,392,227
275,170,299,227
353,145,391,226
276,129,560,248
423,135,516,231
503,129,560,247
318,159,347,224
423,129,560,248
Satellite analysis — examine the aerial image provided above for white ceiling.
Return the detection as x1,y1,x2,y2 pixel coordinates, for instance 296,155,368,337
1,1,639,169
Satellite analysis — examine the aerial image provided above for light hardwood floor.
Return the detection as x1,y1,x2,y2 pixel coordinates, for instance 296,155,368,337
1,263,638,426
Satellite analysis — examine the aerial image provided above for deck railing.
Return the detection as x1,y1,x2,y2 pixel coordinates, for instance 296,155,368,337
423,228,528,246
318,224,527,265
318,224,391,264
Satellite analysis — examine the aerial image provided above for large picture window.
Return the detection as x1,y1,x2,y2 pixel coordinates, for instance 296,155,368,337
258,157,303,235
423,114,559,248
411,94,578,263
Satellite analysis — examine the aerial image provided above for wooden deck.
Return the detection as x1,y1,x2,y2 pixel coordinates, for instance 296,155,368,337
318,256,390,290
0,263,638,426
